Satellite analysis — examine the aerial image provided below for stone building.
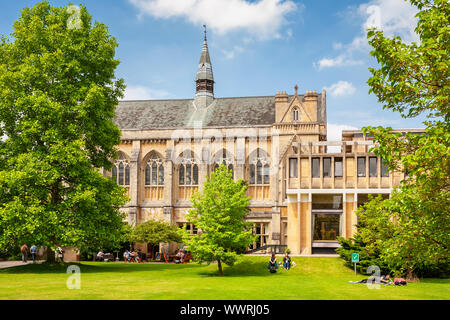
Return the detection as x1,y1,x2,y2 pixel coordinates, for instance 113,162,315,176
109,32,417,255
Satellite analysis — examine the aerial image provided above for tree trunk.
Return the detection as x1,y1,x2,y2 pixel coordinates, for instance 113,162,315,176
45,246,55,263
217,259,223,276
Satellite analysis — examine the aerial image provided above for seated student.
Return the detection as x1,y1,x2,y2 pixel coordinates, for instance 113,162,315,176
268,254,278,273
174,250,183,264
123,250,131,262
96,250,104,262
283,253,292,271
380,274,392,285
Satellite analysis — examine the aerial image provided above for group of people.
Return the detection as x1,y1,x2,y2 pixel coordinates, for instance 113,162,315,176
268,253,293,273
174,249,192,264
123,248,143,263
20,244,63,263
20,244,38,263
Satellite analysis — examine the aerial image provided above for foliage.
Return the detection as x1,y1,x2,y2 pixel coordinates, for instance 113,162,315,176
130,219,182,245
182,165,256,276
0,1,127,257
356,0,450,278
336,196,391,275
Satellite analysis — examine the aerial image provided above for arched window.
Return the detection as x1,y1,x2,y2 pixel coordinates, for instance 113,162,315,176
145,154,164,186
212,150,234,178
292,107,299,122
178,153,199,186
248,149,270,186
247,149,271,201
112,154,130,186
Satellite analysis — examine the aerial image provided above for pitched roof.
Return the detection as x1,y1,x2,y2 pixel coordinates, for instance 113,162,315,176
115,94,324,130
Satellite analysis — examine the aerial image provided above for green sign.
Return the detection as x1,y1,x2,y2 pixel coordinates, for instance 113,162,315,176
352,253,360,263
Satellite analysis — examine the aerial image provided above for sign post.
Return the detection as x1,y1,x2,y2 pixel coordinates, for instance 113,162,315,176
351,253,360,276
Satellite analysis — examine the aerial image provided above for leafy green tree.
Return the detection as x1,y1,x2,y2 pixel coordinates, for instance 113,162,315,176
357,0,449,278
0,1,127,261
130,219,182,259
183,165,255,276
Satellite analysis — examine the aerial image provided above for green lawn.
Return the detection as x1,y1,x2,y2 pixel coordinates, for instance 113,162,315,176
0,257,448,300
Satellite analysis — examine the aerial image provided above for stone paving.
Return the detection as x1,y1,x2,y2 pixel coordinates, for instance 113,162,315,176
0,260,43,269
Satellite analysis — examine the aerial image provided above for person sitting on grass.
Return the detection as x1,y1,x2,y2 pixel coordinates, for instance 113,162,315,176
283,253,291,271
380,274,392,285
268,254,278,273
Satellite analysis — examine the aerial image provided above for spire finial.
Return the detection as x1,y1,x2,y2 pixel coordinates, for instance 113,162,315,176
295,84,299,96
203,24,207,41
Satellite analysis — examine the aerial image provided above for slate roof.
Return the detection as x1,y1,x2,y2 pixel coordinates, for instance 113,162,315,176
115,94,324,130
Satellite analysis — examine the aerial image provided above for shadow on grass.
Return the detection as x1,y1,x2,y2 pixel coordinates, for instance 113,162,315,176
198,259,284,278
0,262,202,275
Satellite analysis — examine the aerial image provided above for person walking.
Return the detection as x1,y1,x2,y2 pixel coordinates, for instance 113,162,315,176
20,244,28,263
30,245,38,263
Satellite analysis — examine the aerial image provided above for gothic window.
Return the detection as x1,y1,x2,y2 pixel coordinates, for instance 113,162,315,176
248,149,270,186
112,154,130,186
179,154,199,186
145,154,164,186
213,150,234,178
292,107,299,122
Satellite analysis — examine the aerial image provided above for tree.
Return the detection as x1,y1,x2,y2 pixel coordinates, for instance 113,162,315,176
182,165,255,276
0,2,128,261
357,0,449,278
130,219,182,259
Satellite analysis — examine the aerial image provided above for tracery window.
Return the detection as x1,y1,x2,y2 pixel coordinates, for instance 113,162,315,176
248,149,271,201
212,150,234,178
178,152,199,200
144,153,164,201
112,154,130,186
145,154,164,186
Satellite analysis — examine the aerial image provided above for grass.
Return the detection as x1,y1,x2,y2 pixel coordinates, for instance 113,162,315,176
0,256,448,300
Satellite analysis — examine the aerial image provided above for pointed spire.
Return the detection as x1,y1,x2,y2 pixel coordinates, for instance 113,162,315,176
196,25,214,83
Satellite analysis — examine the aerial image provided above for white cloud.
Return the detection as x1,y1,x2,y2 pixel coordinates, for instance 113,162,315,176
122,85,170,101
324,81,356,97
315,0,419,70
221,45,245,59
327,123,359,152
327,123,359,142
129,0,298,40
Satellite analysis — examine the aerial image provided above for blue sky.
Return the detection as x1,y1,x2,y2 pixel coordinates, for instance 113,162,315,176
0,0,426,139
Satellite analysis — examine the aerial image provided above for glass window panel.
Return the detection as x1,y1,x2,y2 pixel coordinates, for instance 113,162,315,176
118,163,124,185
289,158,298,178
112,166,117,183
151,162,157,185
193,164,198,185
179,165,185,186
334,158,343,177
369,157,378,177
357,157,366,177
125,165,130,186
228,164,234,179
312,158,320,178
313,214,341,241
263,164,270,184
323,158,331,177
312,194,343,210
381,159,389,177
158,165,164,185
186,164,192,185
256,161,263,185
249,164,255,185
145,165,150,185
